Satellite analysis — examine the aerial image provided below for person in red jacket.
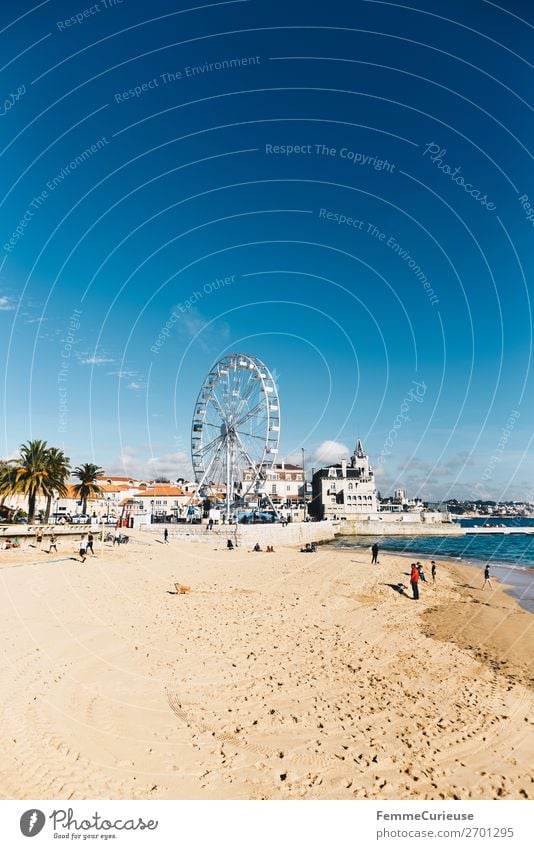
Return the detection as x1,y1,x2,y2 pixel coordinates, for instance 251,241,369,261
410,563,420,600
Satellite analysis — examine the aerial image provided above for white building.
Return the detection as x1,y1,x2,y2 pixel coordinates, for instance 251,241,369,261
310,439,378,519
242,462,305,507
120,484,196,519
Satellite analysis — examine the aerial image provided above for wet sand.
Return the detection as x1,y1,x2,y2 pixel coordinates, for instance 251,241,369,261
0,533,532,800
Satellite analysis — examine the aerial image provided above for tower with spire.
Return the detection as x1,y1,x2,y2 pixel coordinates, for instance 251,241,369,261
310,436,378,519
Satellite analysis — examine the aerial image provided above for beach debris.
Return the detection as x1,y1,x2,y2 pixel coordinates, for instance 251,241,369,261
174,583,191,594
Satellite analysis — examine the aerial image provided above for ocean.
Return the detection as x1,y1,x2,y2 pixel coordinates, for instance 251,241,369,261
329,517,534,613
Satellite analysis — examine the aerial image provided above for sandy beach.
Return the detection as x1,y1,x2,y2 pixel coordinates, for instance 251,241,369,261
0,532,532,800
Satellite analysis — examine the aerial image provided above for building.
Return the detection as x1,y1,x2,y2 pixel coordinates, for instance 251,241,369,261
310,439,378,520
242,462,305,507
120,484,194,519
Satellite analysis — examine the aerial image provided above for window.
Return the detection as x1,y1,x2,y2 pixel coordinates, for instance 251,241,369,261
286,485,291,491
296,474,303,481
348,483,353,491
271,484,277,494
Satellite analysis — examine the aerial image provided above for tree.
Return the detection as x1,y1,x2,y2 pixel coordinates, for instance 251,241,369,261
43,448,71,522
0,440,53,524
0,460,16,513
72,463,104,514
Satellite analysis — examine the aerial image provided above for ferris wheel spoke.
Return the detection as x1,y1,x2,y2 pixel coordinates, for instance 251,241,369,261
239,375,262,409
233,430,262,475
233,399,265,430
235,430,266,442
209,391,229,423
194,432,225,457
194,439,226,492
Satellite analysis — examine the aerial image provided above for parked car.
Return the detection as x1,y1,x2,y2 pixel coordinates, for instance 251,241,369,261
71,515,91,524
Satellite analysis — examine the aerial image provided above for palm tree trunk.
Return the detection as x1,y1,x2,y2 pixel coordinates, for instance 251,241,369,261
82,496,88,515
28,491,36,524
44,494,52,523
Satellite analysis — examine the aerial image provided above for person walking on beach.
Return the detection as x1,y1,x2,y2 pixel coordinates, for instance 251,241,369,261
371,542,379,564
164,528,169,544
87,531,95,556
36,528,43,548
431,561,436,583
482,564,493,590
48,533,58,554
79,534,88,563
410,563,420,600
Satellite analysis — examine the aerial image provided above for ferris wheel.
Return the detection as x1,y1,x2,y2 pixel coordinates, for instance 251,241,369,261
191,354,281,519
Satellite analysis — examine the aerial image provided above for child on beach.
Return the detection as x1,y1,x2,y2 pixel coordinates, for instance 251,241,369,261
87,531,95,556
36,528,43,548
417,562,427,582
482,564,493,590
48,534,57,554
431,561,436,582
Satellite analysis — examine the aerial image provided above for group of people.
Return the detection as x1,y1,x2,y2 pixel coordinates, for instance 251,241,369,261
252,543,275,552
409,561,437,599
78,532,96,562
300,542,317,553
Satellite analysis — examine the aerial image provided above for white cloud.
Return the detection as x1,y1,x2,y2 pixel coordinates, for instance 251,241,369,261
111,446,192,481
313,440,350,465
177,307,231,352
80,354,114,366
0,295,15,311
109,369,137,379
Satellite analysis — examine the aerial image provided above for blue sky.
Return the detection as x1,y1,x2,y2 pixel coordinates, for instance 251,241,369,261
1,0,533,499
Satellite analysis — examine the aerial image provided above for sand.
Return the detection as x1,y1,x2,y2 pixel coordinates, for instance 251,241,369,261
0,532,532,800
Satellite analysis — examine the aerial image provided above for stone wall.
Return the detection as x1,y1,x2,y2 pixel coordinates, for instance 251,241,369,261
337,520,463,536
140,521,336,547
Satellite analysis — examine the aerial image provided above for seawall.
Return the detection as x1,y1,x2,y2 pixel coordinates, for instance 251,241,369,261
141,521,337,547
338,520,463,536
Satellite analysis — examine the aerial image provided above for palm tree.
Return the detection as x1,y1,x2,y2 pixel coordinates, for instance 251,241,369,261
72,463,104,515
0,460,16,512
43,448,71,522
1,440,53,523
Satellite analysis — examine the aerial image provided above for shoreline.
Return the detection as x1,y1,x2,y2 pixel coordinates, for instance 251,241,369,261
421,557,533,691
0,535,532,800
330,538,534,614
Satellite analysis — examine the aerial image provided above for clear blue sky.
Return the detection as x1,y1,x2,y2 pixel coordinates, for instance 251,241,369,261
1,0,533,500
